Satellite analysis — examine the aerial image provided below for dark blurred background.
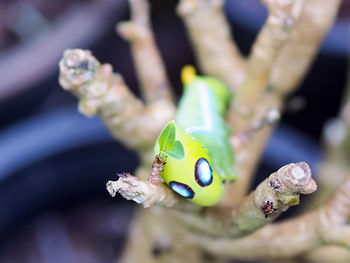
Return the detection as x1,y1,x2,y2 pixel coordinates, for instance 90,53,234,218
0,0,348,262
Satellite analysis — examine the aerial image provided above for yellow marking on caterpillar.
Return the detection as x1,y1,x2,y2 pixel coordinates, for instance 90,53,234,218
181,65,196,85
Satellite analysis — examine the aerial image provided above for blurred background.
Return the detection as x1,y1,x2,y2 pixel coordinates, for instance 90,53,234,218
0,0,348,262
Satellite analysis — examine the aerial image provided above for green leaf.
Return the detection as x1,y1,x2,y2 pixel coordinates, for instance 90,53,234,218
154,121,185,160
154,140,160,156
156,121,176,152
164,140,185,160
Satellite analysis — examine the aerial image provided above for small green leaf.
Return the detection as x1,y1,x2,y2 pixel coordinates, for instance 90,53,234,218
154,141,160,156
156,121,176,152
164,140,185,160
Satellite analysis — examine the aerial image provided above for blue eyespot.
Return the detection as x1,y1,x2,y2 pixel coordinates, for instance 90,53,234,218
195,158,213,187
169,181,195,199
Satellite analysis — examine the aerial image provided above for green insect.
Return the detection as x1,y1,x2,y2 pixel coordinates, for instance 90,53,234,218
154,66,237,206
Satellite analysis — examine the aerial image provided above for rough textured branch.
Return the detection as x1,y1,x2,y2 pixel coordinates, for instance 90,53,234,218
178,162,316,238
225,0,301,204
234,0,298,113
193,175,350,260
177,0,246,90
269,0,341,95
107,174,181,208
109,160,315,239
59,49,175,149
107,156,198,210
117,0,173,104
223,94,281,205
58,0,343,262
225,0,340,204
231,108,280,151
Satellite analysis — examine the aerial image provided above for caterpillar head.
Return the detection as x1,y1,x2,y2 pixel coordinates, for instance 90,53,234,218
154,121,224,206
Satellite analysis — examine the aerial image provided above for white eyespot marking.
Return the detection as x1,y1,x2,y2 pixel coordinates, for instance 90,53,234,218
195,158,213,187
169,181,194,199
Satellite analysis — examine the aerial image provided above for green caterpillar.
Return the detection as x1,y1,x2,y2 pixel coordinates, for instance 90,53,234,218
154,66,236,206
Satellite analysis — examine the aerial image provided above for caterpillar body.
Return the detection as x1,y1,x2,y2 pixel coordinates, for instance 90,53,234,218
154,66,236,206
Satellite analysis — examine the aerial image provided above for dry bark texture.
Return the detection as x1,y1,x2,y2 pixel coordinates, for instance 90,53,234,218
57,0,349,262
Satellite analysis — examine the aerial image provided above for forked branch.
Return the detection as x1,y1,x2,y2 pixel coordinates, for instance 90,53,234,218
177,0,246,90
108,160,316,238
117,0,174,104
234,0,298,114
225,0,341,204
178,162,316,238
194,175,350,260
59,49,175,149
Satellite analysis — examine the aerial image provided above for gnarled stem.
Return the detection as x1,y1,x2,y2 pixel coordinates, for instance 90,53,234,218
107,156,197,210
178,162,316,238
194,175,350,260
234,0,299,116
108,160,316,238
59,49,175,150
177,0,246,90
269,0,341,95
226,0,341,204
117,0,174,104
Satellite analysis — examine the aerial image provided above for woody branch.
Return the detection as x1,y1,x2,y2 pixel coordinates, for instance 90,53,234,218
223,0,341,203
108,159,316,238
59,49,175,150
177,0,246,90
117,0,174,104
193,175,350,260
58,0,345,261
